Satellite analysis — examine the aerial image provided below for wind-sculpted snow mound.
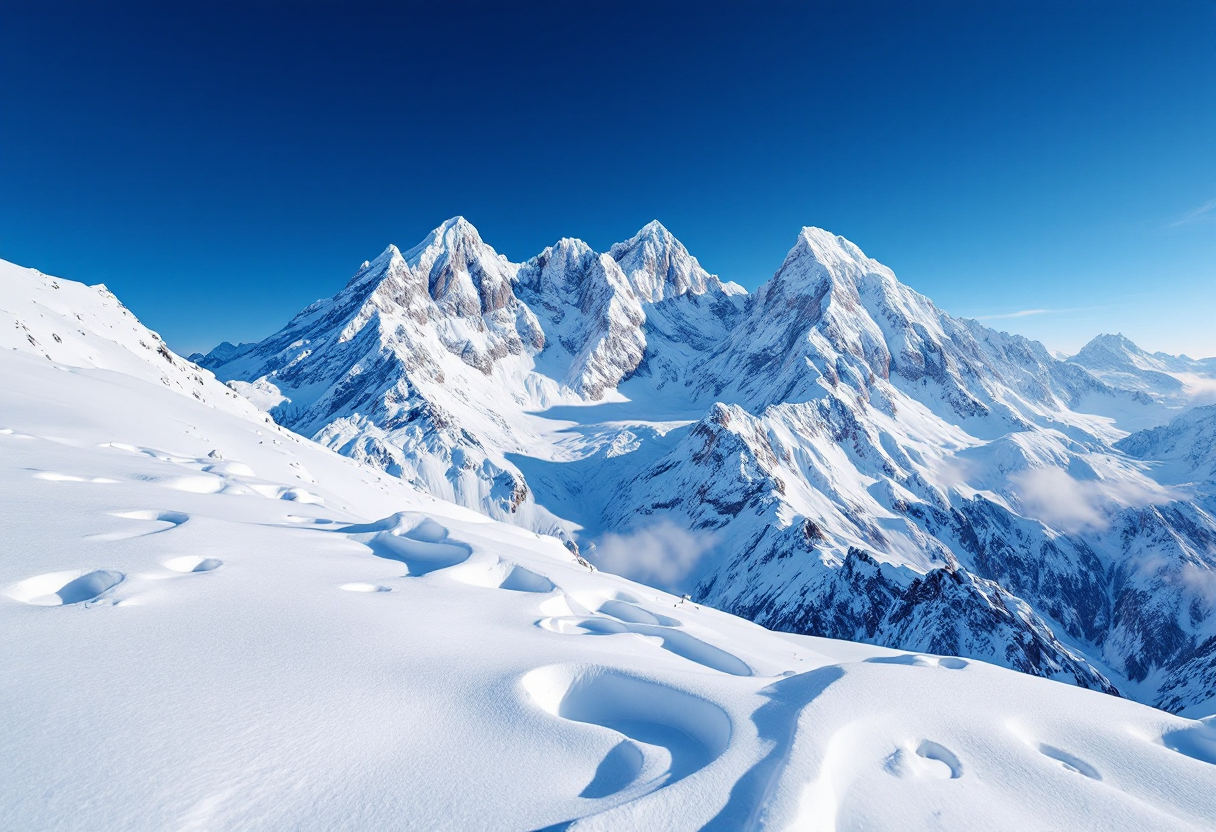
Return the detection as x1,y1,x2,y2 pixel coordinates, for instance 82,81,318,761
3,323,1216,831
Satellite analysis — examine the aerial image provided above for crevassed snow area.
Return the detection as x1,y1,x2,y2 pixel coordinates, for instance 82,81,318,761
2,265,1216,830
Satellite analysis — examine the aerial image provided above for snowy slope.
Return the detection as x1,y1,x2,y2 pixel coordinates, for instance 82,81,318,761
1117,404,1216,485
0,259,264,421
1115,406,1216,715
191,221,1216,715
4,261,1216,831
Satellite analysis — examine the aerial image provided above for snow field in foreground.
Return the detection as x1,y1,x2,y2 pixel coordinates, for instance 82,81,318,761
1,349,1215,830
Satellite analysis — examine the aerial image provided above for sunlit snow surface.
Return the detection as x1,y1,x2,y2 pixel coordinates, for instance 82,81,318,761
2,262,1216,830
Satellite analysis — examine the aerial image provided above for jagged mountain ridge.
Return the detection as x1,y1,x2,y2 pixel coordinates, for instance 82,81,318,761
196,217,1216,714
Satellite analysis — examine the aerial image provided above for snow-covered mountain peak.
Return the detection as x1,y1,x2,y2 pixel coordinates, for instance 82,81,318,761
1075,332,1150,365
609,219,723,303
796,225,871,263
765,226,893,298
614,219,675,252
393,216,503,274
515,237,646,399
533,234,619,275
1067,331,1216,409
407,215,483,253
300,219,536,357
1071,332,1213,377
1089,332,1138,348
518,236,628,303
390,217,520,318
0,258,266,421
337,243,404,293
328,245,413,316
746,229,919,359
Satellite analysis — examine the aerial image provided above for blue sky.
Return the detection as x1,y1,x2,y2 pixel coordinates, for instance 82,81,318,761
2,1,1214,357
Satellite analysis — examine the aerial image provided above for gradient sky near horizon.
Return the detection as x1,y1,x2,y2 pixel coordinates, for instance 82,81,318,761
3,1,1214,357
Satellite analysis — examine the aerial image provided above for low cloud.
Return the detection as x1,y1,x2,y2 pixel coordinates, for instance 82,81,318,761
1179,563,1216,608
589,520,716,592
1011,467,1177,534
932,455,975,491
1172,372,1216,403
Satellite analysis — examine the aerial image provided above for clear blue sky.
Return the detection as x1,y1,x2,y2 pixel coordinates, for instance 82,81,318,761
2,1,1214,357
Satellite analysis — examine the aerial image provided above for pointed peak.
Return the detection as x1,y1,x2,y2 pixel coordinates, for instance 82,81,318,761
638,219,670,237
1078,333,1144,355
396,216,501,268
761,226,898,306
354,244,402,275
437,215,475,233
550,236,594,254
367,243,403,268
608,221,722,303
770,226,883,286
1093,332,1136,346
791,227,869,266
612,219,683,256
432,216,483,245
522,236,598,277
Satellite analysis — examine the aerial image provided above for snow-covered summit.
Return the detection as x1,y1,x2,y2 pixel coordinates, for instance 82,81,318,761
609,219,728,303
1068,332,1216,409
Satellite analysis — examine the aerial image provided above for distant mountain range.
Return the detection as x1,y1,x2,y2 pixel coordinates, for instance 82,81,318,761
194,217,1216,715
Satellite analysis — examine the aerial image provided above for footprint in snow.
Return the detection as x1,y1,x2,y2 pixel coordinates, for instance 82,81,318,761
1161,722,1216,766
278,486,323,504
539,596,751,676
339,514,473,577
285,515,338,526
596,598,681,628
336,514,555,593
1038,744,1102,780
4,569,124,606
915,740,963,778
89,509,189,541
521,665,732,800
886,740,963,779
202,460,256,478
164,556,223,574
866,654,969,670
446,560,555,593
